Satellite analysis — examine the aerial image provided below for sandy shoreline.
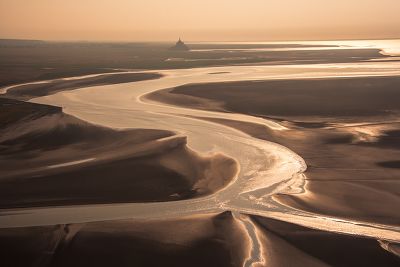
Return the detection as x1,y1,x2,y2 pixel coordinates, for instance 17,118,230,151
1,63,400,266
147,75,400,120
1,212,399,267
147,76,400,226
0,39,387,88
3,72,163,100
0,98,238,207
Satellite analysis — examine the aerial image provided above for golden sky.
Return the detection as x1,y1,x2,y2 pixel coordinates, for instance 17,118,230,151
1,0,399,41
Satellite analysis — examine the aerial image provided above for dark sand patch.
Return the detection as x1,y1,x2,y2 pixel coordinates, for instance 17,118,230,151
377,161,400,168
149,76,400,120
0,156,197,208
0,98,237,207
208,71,231,75
190,113,400,225
148,75,400,224
0,213,242,267
1,212,397,267
147,87,225,112
255,217,400,267
327,128,400,150
275,179,400,225
5,72,163,100
374,130,400,149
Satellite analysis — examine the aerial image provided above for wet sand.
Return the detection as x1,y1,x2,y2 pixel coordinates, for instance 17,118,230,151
255,216,400,266
148,76,400,119
148,76,400,225
1,44,400,265
0,98,237,207
4,72,163,100
0,212,398,267
0,39,386,88
0,213,240,267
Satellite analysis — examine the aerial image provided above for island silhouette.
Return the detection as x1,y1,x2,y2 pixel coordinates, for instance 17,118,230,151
170,38,190,51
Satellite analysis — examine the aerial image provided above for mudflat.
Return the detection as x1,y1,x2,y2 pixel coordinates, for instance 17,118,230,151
0,98,237,207
147,76,400,225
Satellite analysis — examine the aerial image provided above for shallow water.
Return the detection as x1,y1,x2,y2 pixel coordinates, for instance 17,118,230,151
195,39,400,56
1,43,400,243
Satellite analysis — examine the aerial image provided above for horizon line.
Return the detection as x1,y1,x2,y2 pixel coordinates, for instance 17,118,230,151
1,36,400,44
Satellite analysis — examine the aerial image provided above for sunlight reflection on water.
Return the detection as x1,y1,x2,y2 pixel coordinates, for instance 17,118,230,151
194,39,400,56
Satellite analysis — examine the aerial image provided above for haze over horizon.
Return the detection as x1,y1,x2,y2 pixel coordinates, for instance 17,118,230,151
1,0,400,42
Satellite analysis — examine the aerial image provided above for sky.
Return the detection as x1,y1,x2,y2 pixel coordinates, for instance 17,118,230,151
0,0,400,42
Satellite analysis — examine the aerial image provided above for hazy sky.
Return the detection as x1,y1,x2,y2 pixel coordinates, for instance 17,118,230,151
1,0,399,41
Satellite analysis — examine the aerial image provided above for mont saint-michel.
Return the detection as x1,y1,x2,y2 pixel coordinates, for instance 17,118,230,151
1,1,400,266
